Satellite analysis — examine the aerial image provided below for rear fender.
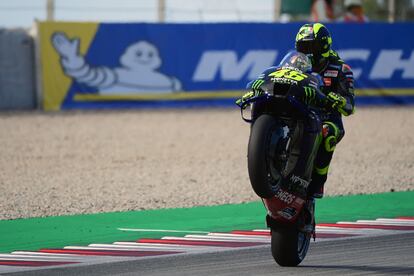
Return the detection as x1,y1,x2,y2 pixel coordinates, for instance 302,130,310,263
263,189,306,224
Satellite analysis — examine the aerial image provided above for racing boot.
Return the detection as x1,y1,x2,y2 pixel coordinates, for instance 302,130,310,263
308,172,327,199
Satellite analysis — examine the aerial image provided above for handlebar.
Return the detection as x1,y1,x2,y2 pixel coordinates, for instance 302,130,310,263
236,93,286,110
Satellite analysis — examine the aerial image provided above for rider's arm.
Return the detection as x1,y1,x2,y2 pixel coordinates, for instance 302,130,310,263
327,63,355,116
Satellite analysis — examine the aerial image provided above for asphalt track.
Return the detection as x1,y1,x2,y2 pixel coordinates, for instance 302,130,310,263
6,232,414,276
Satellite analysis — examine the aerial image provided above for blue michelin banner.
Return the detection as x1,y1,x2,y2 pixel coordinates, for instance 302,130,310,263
39,22,414,110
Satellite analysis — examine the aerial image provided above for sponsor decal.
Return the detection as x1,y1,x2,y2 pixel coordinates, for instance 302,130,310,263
342,64,352,73
277,207,297,220
309,80,319,88
194,49,414,83
290,175,310,189
324,77,332,86
271,77,298,85
275,189,296,204
324,70,339,77
52,33,182,95
193,50,277,81
329,64,342,70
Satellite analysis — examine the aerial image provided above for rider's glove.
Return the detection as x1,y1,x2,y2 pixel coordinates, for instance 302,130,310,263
236,91,255,106
250,79,265,96
235,79,265,106
326,92,347,113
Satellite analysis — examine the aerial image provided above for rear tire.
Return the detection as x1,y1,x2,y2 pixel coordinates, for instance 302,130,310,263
270,225,310,267
247,114,287,198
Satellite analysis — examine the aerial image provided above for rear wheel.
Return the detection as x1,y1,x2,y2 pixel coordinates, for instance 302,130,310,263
270,225,310,266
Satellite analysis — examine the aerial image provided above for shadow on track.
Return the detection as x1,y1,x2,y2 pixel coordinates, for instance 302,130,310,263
302,264,414,275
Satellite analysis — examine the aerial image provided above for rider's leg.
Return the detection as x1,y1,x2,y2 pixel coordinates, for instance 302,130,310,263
308,120,344,198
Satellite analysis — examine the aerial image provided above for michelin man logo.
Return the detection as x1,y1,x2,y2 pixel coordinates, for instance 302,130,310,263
51,32,182,94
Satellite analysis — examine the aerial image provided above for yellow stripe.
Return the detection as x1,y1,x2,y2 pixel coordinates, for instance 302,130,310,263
72,89,414,102
74,91,244,101
315,165,329,175
356,89,414,96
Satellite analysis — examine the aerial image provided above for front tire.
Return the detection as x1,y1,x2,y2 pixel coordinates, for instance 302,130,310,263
270,225,310,266
247,114,287,198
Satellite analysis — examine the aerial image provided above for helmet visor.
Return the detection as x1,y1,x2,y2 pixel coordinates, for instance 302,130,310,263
296,40,323,56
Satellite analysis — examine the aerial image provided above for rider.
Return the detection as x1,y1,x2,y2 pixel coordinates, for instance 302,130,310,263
295,23,355,198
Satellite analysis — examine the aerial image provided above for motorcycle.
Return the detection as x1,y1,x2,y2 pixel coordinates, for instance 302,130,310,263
236,51,327,266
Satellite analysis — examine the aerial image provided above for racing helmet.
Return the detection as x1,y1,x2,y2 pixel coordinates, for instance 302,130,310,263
295,23,332,69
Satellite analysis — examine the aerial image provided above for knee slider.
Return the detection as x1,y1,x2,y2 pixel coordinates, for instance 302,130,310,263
322,122,339,152
325,135,337,152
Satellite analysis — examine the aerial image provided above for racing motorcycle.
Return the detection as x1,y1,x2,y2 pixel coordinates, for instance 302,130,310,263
236,51,327,266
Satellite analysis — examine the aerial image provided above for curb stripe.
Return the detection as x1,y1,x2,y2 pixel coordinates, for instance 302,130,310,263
163,235,269,242
39,249,179,257
356,219,414,225
231,230,270,236
315,233,358,238
376,219,414,225
64,246,184,253
0,254,80,261
113,242,212,249
396,217,414,220
318,223,414,231
137,238,266,247
0,260,79,267
1,217,413,273
230,230,356,239
86,244,190,252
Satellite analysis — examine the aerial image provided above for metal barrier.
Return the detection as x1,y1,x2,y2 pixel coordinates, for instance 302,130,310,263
0,28,36,109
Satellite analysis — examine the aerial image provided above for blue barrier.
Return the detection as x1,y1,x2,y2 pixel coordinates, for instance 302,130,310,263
39,22,414,110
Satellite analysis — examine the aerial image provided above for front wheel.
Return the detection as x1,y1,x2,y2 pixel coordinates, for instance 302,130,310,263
247,114,289,198
270,225,311,266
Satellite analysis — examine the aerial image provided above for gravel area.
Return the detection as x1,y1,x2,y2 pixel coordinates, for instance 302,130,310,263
1,107,413,220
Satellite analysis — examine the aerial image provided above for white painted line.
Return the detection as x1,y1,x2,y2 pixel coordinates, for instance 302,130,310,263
117,228,209,234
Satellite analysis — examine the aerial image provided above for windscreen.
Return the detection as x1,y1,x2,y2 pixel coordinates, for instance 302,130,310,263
278,51,312,73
